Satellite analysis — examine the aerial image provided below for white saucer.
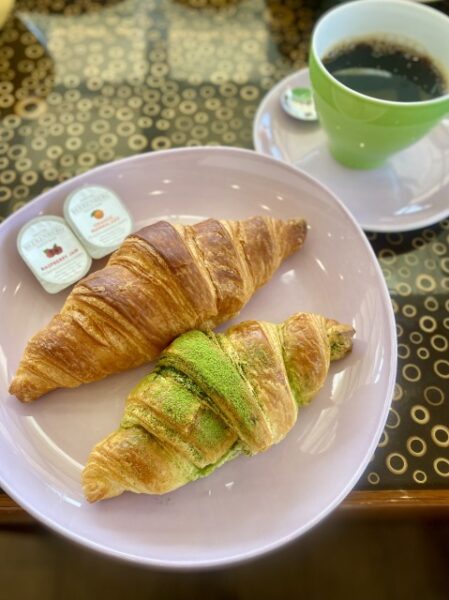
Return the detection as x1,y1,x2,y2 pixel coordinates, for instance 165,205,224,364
253,68,449,233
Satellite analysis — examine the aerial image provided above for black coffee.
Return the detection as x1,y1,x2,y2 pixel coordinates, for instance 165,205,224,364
322,38,447,102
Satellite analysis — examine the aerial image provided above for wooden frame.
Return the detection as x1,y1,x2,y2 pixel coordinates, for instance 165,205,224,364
2,490,449,525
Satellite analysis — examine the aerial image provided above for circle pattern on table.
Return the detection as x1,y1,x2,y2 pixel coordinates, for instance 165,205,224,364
373,227,449,490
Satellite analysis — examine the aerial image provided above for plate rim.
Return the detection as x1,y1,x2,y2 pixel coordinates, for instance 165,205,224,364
252,67,449,233
0,146,397,569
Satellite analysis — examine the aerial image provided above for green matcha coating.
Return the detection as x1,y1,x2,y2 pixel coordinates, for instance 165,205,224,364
219,323,277,415
158,330,259,445
154,366,210,404
153,367,235,448
282,355,307,406
195,408,231,448
196,442,243,478
122,367,237,468
280,320,322,406
131,371,200,425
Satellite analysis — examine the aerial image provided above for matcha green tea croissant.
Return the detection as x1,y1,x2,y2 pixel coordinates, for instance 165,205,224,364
83,312,354,502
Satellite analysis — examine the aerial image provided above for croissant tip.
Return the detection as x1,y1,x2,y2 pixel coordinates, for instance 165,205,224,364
82,461,125,503
289,217,307,226
8,379,32,403
327,321,355,361
83,479,107,503
280,217,307,258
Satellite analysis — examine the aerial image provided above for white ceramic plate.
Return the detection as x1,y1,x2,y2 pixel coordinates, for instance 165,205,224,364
253,68,449,233
0,147,396,568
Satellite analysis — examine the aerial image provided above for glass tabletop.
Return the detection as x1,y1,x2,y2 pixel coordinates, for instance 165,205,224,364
0,0,448,502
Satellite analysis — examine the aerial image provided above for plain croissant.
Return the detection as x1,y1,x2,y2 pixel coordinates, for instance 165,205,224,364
10,216,307,402
83,312,354,502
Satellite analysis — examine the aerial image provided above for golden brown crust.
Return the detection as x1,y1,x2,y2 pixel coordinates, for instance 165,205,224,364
82,312,354,502
281,313,331,405
9,216,307,402
83,427,198,502
188,219,249,322
132,221,217,319
124,374,238,468
225,320,297,446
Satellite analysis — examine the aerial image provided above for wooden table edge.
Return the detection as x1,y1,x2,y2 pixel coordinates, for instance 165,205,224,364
2,489,449,525
340,489,449,511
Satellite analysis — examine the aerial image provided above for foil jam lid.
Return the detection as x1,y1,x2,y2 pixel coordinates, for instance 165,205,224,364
64,185,133,259
17,216,92,294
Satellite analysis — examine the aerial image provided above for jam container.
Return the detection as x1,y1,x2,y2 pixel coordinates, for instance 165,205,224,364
17,216,92,294
64,185,133,259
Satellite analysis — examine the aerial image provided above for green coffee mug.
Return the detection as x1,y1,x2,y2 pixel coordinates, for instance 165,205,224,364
309,0,449,169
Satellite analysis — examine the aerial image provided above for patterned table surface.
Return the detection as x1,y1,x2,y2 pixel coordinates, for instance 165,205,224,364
0,0,448,500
